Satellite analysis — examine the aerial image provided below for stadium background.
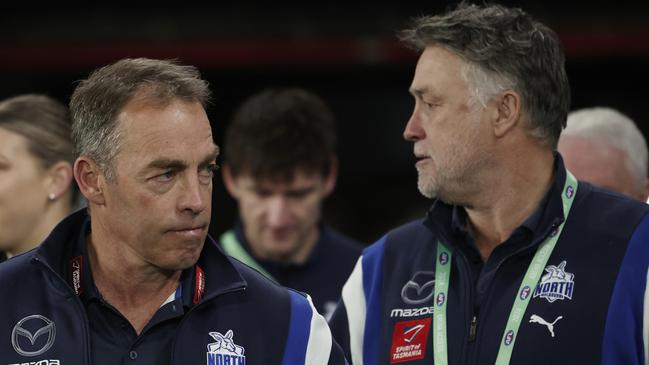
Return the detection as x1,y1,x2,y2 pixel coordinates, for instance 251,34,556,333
1,1,647,243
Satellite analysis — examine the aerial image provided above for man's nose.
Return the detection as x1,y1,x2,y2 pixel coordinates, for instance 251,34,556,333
403,109,425,142
266,196,291,227
178,174,208,214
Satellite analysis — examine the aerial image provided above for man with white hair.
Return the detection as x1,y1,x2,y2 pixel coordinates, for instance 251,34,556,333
558,107,649,201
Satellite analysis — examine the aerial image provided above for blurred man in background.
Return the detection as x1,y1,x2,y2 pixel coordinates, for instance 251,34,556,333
220,88,363,319
558,106,649,201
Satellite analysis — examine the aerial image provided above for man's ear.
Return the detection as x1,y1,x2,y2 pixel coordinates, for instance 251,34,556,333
44,161,73,201
74,157,106,205
322,157,339,197
221,164,240,199
640,179,649,203
492,90,522,139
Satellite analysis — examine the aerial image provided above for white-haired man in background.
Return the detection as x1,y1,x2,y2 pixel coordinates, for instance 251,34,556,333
558,107,649,201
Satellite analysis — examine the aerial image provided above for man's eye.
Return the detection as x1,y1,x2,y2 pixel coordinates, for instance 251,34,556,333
154,170,176,182
424,102,437,110
200,163,219,176
198,164,219,183
286,190,310,199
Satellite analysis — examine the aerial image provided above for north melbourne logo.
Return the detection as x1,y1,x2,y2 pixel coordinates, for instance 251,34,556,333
206,330,245,365
533,261,575,303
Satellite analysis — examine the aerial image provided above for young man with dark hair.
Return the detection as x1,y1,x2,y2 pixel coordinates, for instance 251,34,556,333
221,88,363,319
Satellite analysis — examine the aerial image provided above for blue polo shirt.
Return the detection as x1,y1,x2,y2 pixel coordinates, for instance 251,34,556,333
68,218,200,365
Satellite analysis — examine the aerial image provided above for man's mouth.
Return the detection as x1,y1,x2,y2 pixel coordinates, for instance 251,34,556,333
414,153,430,164
168,224,207,238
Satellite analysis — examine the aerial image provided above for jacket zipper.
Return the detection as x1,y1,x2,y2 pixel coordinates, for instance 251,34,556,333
468,307,479,342
456,250,476,365
465,221,563,364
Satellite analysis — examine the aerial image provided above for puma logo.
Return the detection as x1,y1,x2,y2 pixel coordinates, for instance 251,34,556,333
529,314,563,337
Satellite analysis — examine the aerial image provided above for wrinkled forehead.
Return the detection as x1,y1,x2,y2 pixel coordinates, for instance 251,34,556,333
114,98,214,161
411,46,470,90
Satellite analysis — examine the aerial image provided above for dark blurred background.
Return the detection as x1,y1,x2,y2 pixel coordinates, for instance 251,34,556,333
1,1,648,244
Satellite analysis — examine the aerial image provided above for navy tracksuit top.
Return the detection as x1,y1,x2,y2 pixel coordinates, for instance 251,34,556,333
330,156,649,364
0,209,346,364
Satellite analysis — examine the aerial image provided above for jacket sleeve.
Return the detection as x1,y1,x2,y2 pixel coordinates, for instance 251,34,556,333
329,236,387,365
280,289,346,364
602,213,649,365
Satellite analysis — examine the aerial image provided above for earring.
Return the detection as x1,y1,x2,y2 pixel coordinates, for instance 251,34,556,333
48,193,56,201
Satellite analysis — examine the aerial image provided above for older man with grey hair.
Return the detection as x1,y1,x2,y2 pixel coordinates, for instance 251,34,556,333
0,58,346,365
329,3,649,365
558,107,649,201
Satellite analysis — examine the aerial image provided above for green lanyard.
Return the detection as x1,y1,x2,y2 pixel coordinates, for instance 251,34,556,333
220,230,278,283
432,171,578,365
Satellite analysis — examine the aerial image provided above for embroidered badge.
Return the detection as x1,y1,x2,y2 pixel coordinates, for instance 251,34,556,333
206,330,245,365
389,318,431,363
533,261,575,303
400,271,435,305
12,315,56,356
70,256,83,296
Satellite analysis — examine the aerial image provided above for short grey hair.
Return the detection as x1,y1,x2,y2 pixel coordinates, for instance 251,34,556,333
562,107,648,189
399,2,570,149
69,58,211,181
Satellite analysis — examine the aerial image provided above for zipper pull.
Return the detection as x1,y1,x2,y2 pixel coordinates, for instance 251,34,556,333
469,310,478,342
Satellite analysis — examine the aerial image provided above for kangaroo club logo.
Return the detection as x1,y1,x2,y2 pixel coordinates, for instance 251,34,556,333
11,315,56,357
206,330,246,365
400,271,435,305
533,261,575,303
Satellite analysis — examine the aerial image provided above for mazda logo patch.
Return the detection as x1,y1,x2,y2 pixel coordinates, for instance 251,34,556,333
11,315,56,356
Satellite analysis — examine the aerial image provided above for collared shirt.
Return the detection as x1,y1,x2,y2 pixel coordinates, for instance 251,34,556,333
68,218,199,365
449,189,551,306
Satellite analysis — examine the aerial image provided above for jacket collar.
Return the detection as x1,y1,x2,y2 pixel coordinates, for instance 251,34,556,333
34,209,247,304
424,153,568,252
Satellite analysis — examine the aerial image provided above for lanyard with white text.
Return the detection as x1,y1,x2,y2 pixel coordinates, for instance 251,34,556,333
432,171,578,365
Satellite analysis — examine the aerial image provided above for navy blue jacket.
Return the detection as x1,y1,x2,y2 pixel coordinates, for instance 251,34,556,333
330,159,649,364
0,210,346,364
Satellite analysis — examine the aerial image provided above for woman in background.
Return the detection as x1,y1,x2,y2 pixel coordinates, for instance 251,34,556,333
0,94,78,261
